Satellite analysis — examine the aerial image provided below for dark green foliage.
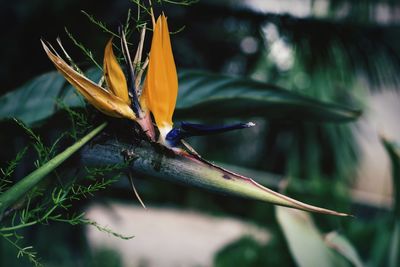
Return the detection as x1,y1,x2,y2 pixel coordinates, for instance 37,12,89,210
214,234,295,267
382,138,400,267
0,116,129,266
176,71,360,122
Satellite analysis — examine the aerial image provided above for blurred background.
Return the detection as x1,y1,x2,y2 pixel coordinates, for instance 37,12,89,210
1,0,400,266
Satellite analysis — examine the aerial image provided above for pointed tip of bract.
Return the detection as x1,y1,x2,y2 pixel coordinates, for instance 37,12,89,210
41,39,50,52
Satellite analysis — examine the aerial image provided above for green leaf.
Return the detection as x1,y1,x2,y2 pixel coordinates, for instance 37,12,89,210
0,69,101,127
382,137,400,219
324,232,364,267
0,69,361,127
276,207,352,267
175,70,361,122
0,71,66,126
0,122,107,216
381,137,400,267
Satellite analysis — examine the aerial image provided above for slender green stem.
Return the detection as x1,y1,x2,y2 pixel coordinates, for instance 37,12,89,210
0,122,107,215
0,201,60,232
0,221,37,232
1,234,40,266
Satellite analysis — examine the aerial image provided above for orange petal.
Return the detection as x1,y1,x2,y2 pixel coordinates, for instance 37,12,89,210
42,40,136,120
161,14,178,124
145,16,171,128
103,38,130,105
143,15,178,134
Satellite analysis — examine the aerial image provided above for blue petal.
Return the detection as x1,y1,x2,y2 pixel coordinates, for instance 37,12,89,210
180,121,255,135
166,121,255,147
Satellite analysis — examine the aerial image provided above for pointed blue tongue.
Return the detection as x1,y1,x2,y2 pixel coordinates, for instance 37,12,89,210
166,121,255,147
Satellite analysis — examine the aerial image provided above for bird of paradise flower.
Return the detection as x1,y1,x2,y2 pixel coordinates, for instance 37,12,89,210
41,12,349,217
42,14,251,147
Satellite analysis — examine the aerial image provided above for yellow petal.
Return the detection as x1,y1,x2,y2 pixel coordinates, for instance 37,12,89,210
143,15,178,132
42,40,136,120
103,38,130,105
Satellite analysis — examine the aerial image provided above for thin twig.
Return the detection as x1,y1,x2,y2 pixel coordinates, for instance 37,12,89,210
136,56,149,95
127,172,146,209
148,0,156,27
56,38,82,73
81,11,120,39
133,24,147,68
